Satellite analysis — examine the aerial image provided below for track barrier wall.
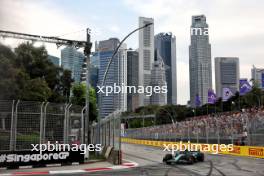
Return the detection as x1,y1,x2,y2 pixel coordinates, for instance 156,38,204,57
121,138,264,159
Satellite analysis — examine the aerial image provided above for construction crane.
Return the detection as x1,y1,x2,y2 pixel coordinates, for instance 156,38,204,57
0,29,92,147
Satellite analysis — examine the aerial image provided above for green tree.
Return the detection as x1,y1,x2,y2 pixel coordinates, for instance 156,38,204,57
0,45,19,99
60,69,74,102
71,83,98,122
19,78,52,101
240,80,262,108
0,42,74,102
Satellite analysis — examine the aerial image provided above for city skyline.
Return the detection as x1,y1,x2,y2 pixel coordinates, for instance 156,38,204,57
138,17,154,106
61,46,85,83
1,0,264,104
155,32,177,105
215,57,240,98
97,38,127,118
127,49,139,111
189,15,212,106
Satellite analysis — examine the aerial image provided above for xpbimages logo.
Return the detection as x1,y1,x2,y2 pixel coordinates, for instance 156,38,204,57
31,141,102,154
163,141,234,154
97,83,167,96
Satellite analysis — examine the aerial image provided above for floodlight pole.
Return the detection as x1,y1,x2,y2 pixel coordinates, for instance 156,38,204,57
98,23,153,144
84,28,92,145
99,23,153,119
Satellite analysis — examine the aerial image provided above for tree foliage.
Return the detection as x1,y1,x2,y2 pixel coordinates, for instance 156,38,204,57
0,42,73,102
71,83,98,122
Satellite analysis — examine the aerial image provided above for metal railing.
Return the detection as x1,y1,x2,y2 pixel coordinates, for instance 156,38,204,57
0,100,84,151
91,110,122,151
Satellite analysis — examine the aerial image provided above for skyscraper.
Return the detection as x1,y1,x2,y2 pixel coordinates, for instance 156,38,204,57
98,38,127,118
61,46,85,83
150,50,167,105
127,49,139,111
189,15,212,106
154,32,177,105
251,65,264,90
138,17,154,106
215,57,240,97
81,43,100,87
89,52,100,88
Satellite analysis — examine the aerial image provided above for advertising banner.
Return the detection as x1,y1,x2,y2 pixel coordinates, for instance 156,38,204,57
261,73,264,88
239,79,252,95
0,150,84,168
222,88,233,101
208,89,217,104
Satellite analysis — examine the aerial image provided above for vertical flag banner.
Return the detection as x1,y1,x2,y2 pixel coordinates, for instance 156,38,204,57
223,88,233,101
208,89,217,104
239,79,252,95
195,94,201,107
262,73,264,89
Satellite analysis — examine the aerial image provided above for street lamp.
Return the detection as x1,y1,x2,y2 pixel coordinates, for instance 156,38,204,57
160,108,177,142
160,108,176,127
97,23,153,143
99,22,153,117
99,23,153,117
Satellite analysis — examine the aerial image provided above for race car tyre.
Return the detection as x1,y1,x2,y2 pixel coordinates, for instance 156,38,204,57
166,161,172,165
163,154,173,162
188,156,195,164
197,154,204,162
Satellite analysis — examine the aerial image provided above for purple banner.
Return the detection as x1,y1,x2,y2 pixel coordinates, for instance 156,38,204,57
208,89,217,104
240,79,252,95
223,88,233,101
262,73,264,88
195,94,201,107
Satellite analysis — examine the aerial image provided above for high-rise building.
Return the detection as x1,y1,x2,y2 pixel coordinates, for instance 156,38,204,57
251,65,264,90
48,55,60,67
88,52,99,88
154,32,177,105
91,52,100,68
189,15,212,106
127,49,139,111
81,43,100,87
215,57,240,97
138,17,154,106
61,46,85,83
98,38,127,118
150,50,167,105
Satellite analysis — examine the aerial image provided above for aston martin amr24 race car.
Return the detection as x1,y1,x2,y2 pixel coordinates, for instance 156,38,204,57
163,150,204,165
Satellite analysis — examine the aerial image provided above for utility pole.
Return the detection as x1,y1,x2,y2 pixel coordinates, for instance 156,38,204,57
84,28,92,146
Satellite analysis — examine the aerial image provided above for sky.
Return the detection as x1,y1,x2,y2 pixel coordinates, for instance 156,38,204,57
0,0,264,105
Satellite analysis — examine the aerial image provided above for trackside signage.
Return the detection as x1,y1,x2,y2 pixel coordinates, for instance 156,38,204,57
122,138,264,159
248,148,264,157
0,150,84,168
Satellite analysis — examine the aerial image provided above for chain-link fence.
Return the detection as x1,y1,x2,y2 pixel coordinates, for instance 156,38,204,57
91,110,121,152
124,111,264,146
0,100,84,151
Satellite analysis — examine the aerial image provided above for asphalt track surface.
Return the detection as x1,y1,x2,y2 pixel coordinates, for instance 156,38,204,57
121,143,264,176
20,143,264,176
55,143,264,176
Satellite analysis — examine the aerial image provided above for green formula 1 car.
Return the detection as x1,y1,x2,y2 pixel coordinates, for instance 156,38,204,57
163,150,204,165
